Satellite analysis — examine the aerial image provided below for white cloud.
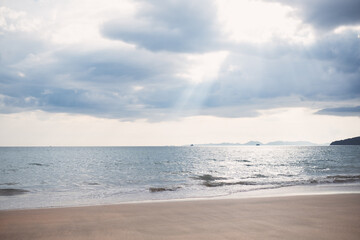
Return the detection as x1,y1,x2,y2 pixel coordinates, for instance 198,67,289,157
17,72,25,77
132,85,144,92
215,0,315,44
334,25,360,34
46,0,137,47
0,0,138,49
178,51,228,84
0,6,41,33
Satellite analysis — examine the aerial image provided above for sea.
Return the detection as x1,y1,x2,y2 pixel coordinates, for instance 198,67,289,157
1,146,360,210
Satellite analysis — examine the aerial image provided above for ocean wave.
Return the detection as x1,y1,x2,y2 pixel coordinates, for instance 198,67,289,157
191,174,258,188
149,186,181,193
0,188,29,196
0,182,18,186
194,174,360,189
278,174,295,177
202,181,257,187
2,169,18,173
206,158,218,161
251,174,267,178
235,159,251,163
191,174,227,181
323,175,360,184
277,175,360,187
85,182,100,186
28,163,50,167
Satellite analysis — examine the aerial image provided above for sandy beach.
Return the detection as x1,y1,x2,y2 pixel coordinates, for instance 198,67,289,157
1,193,359,240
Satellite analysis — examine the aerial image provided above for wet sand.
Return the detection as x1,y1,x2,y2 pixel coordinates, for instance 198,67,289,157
1,194,360,240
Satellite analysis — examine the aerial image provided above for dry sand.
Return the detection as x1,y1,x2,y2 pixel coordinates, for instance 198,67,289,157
1,194,360,240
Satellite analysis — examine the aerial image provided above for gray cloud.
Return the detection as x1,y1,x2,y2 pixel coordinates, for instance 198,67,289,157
199,30,360,110
101,0,223,52
269,0,360,31
306,30,360,75
316,106,360,117
0,34,194,119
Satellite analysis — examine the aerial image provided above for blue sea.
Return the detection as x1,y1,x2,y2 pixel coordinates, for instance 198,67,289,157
1,146,360,209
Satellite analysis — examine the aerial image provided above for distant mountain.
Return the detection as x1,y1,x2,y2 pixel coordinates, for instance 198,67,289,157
330,136,360,145
266,141,318,146
198,140,318,146
243,141,263,145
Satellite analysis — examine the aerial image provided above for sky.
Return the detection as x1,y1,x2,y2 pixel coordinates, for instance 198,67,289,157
0,0,359,146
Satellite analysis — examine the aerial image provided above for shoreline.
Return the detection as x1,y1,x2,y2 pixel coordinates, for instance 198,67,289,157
0,183,360,211
1,182,360,211
1,193,360,240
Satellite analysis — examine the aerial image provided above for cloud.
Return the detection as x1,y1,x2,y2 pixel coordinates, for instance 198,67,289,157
316,106,360,117
308,30,360,76
269,0,360,31
2,28,359,121
0,0,359,121
101,0,223,52
0,6,41,33
0,44,193,119
199,30,360,109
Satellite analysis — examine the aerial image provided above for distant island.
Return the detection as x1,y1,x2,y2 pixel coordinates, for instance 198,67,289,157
330,136,360,145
